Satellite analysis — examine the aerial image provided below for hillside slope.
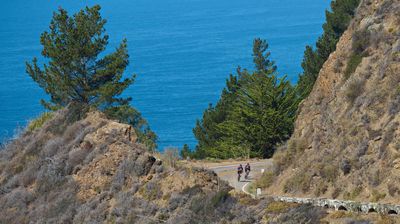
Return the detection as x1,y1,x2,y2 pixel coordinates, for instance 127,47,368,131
0,107,333,223
270,0,400,203
0,108,253,223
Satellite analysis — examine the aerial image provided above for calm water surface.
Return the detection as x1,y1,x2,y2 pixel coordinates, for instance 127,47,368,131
0,0,330,149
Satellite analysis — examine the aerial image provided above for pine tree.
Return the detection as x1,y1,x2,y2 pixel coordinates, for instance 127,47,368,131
193,71,241,156
180,144,191,159
26,5,134,110
26,5,157,150
297,0,360,99
193,39,299,159
216,39,298,158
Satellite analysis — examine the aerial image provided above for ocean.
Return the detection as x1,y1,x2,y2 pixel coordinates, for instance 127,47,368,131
0,0,330,150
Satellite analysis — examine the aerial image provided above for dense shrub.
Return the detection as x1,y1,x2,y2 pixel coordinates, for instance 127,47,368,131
344,53,363,80
344,77,364,103
340,159,352,175
352,29,370,54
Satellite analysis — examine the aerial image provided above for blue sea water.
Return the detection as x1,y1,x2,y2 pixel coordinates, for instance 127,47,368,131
0,0,330,150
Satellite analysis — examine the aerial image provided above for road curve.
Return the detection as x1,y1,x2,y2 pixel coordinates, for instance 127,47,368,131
209,160,273,193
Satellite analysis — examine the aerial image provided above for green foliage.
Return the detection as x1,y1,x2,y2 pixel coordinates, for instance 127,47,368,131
193,39,299,159
193,73,241,159
343,29,370,80
26,5,134,110
344,52,363,80
265,201,298,213
297,0,360,98
180,144,192,159
352,29,370,54
104,105,157,151
27,112,54,132
25,5,157,150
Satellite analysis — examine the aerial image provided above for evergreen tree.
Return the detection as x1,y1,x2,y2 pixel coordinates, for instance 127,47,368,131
193,71,241,156
26,5,133,110
26,5,157,150
180,144,191,159
193,39,299,159
297,0,360,99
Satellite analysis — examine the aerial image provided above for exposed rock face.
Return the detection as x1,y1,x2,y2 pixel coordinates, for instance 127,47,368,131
272,0,400,203
0,108,272,223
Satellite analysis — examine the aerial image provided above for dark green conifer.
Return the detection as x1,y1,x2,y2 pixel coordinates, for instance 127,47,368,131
26,5,157,150
26,5,133,110
297,0,360,98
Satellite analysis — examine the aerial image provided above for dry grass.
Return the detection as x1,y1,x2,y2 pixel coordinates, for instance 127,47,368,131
27,112,54,132
283,172,312,193
255,171,275,189
265,201,298,213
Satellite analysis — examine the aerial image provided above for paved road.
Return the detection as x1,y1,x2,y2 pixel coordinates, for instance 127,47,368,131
209,160,273,193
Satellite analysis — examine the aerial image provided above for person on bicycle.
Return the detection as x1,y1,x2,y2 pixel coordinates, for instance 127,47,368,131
245,163,251,179
237,164,243,181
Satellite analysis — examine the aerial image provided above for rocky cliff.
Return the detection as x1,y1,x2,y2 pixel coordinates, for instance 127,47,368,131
271,0,400,203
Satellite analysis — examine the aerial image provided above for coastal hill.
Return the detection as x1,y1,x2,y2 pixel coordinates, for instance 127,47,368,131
269,0,400,203
0,107,266,223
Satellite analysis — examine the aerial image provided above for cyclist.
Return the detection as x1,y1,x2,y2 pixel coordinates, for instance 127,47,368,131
244,163,251,179
237,164,243,182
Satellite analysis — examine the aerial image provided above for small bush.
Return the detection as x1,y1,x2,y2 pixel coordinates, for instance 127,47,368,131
344,77,364,103
314,182,328,197
211,190,229,207
162,148,179,168
341,159,352,175
68,146,91,168
287,138,308,154
344,54,363,80
42,137,64,157
343,186,363,200
140,182,162,201
352,29,370,55
265,201,298,213
371,190,386,202
283,172,312,193
387,183,399,196
320,164,338,183
255,171,275,188
275,204,326,224
27,112,54,132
